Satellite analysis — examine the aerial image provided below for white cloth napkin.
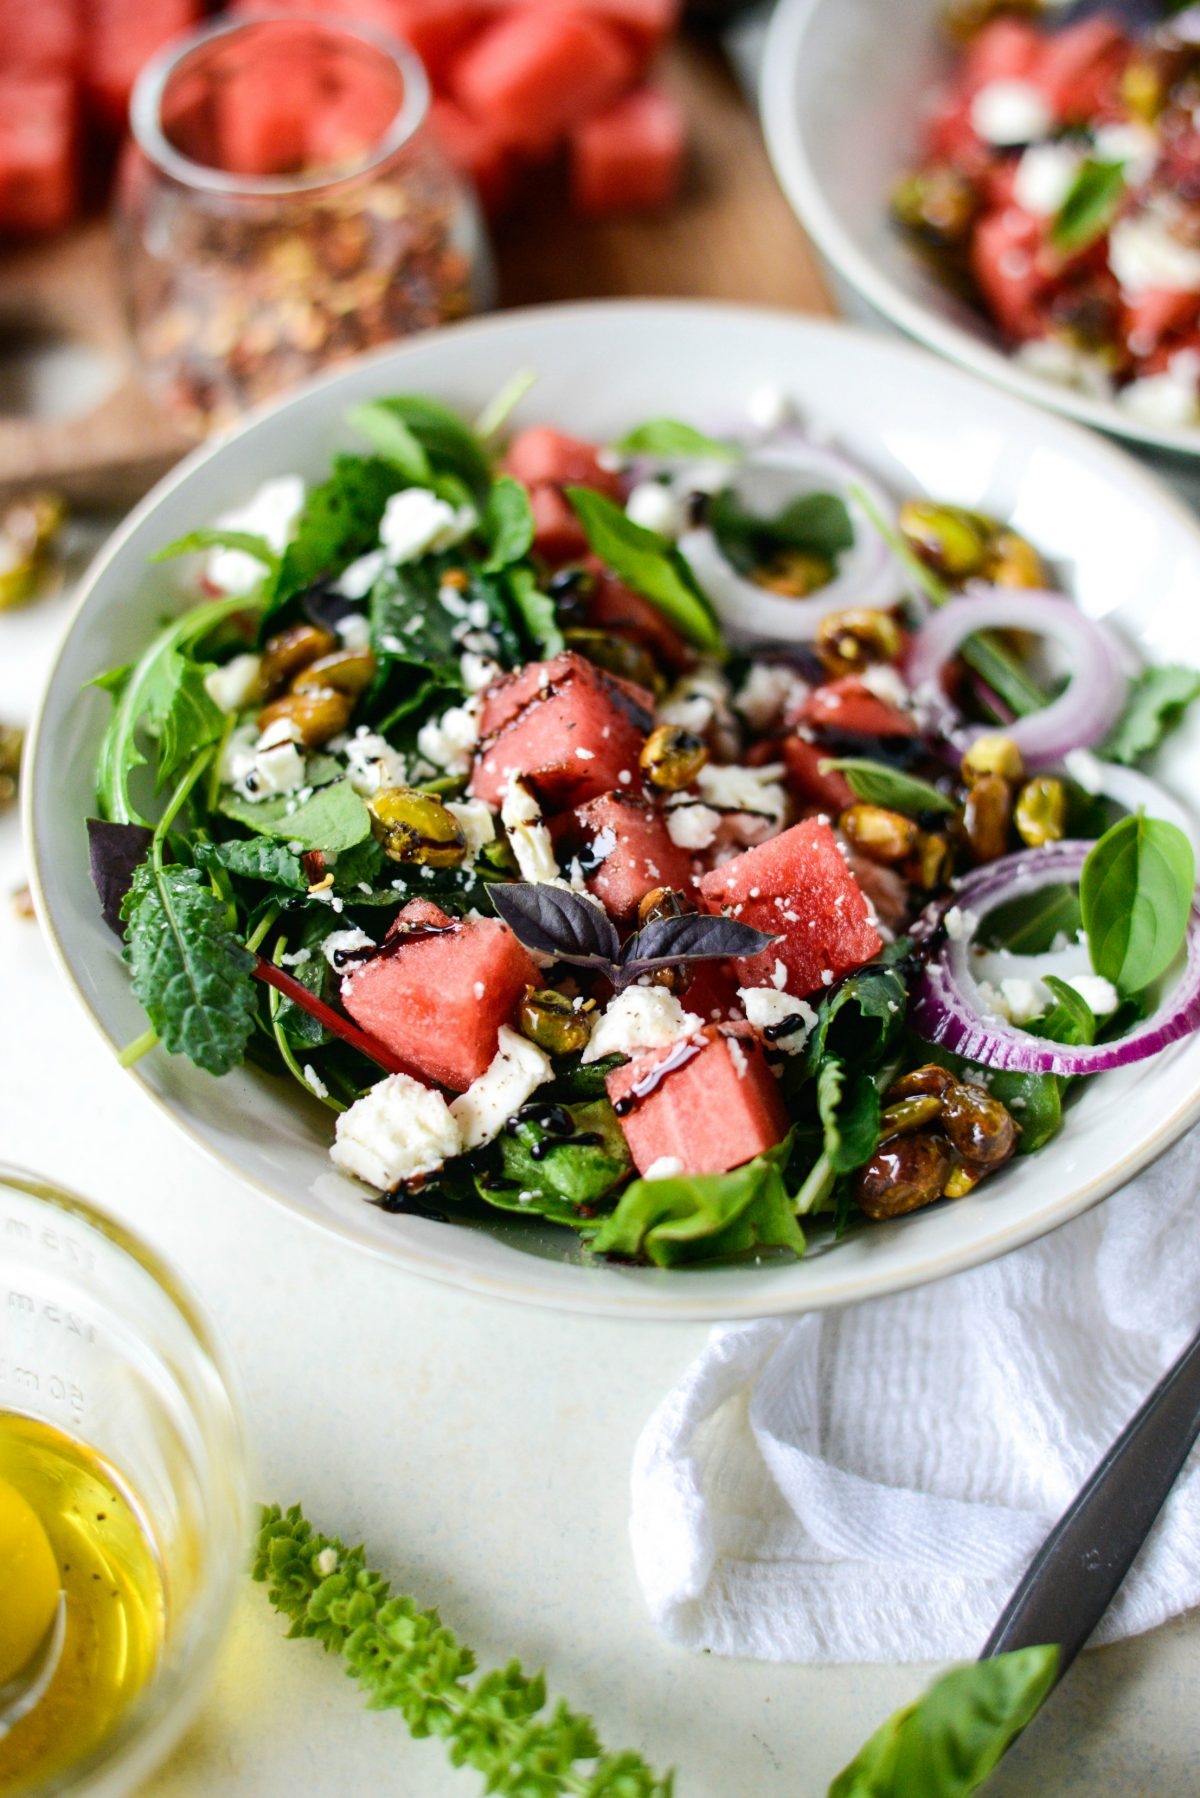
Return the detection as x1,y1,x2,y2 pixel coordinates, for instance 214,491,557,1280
629,1129,1200,1663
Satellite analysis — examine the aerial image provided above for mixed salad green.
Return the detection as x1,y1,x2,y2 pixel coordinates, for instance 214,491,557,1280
86,382,1200,1268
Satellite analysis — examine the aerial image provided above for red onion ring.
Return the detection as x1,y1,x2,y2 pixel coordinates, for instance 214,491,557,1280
911,840,1200,1075
907,590,1127,767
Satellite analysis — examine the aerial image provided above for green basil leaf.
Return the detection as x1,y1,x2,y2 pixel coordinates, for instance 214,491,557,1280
709,487,854,575
1034,974,1096,1047
482,475,535,572
505,564,565,658
587,1149,805,1267
266,455,400,622
346,402,434,486
821,758,955,815
806,968,909,1071
1080,814,1195,994
353,395,491,501
829,1645,1058,1798
817,1057,881,1174
614,419,738,460
121,860,257,1077
910,1040,1063,1154
976,883,1082,955
1102,663,1200,766
1051,158,1126,254
564,485,724,654
150,527,280,575
219,778,371,855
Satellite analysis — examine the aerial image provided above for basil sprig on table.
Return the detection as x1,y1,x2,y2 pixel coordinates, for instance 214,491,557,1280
1080,815,1195,995
564,485,724,653
820,757,955,815
489,882,774,989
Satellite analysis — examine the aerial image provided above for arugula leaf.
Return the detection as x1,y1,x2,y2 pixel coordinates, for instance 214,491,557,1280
588,1150,806,1267
828,1645,1058,1798
482,475,535,571
614,419,738,460
806,967,909,1071
565,485,724,654
1080,814,1195,994
821,758,955,815
268,456,400,622
349,395,491,502
121,860,257,1076
219,779,372,854
491,1099,631,1211
87,818,154,936
506,563,565,658
152,654,226,792
817,1058,881,1174
1102,663,1200,766
710,486,854,575
1051,158,1126,254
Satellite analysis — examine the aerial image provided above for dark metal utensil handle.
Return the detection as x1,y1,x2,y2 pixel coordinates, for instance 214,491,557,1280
981,1319,1200,1676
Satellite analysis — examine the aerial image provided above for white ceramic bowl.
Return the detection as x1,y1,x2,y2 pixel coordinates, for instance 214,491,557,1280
25,300,1200,1319
760,0,1200,474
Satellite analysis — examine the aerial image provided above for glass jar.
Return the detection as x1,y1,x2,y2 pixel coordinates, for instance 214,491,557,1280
117,13,492,436
0,1167,249,1795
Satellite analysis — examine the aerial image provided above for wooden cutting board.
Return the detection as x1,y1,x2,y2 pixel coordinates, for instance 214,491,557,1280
0,39,831,513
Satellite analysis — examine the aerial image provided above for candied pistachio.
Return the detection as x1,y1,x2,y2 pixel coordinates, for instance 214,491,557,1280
839,802,919,864
963,772,1013,863
517,986,592,1057
880,1093,944,1137
941,1084,1017,1167
292,646,377,698
0,491,66,610
260,622,337,696
815,607,904,678
1014,776,1066,848
640,724,708,792
258,687,354,748
961,733,1024,786
890,165,979,248
564,628,663,695
983,528,1046,591
943,1162,985,1199
752,549,835,597
1121,51,1168,122
898,500,992,581
0,722,22,809
637,885,698,928
367,785,467,867
856,1134,952,1221
887,1063,958,1103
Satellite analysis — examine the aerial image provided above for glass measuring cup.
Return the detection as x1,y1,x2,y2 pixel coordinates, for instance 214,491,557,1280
0,1168,249,1794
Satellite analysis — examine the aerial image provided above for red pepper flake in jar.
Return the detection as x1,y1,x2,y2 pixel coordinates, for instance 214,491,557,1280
118,16,489,436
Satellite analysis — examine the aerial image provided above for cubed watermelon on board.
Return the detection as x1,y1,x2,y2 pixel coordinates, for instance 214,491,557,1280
429,97,512,214
801,677,918,740
528,484,590,562
570,85,684,216
504,426,622,498
552,790,693,919
780,736,855,813
84,0,203,130
392,0,488,84
698,818,882,996
340,899,539,1092
585,564,691,672
217,56,319,178
534,0,680,60
471,650,653,809
0,0,81,75
0,76,78,234
450,8,635,155
606,1023,789,1177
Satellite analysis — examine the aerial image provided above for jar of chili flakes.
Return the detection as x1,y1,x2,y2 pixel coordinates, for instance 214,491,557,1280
117,13,491,436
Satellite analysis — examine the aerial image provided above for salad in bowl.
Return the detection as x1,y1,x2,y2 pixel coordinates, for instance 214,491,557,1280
83,374,1200,1272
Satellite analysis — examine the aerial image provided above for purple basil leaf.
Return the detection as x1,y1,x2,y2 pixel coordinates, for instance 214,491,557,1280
88,817,154,938
617,912,777,986
490,881,622,971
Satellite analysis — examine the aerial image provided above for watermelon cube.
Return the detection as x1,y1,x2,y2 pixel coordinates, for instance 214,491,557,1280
585,565,690,671
0,0,81,75
429,97,512,214
85,0,203,131
801,676,919,740
450,9,635,155
1032,18,1127,120
606,1022,788,1177
570,85,684,216
392,0,488,84
780,736,855,813
340,899,539,1092
528,484,589,563
552,790,693,919
679,961,740,1024
471,650,653,809
698,818,882,996
958,17,1041,96
217,54,320,178
0,76,78,234
533,0,679,61
504,426,622,498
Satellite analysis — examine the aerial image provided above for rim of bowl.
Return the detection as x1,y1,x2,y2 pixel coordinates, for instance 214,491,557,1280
759,0,1200,466
24,298,1200,1320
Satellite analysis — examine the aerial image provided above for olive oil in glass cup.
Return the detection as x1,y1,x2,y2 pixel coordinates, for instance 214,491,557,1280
0,1169,249,1794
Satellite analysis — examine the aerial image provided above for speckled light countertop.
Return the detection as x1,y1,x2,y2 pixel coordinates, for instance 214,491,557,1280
4,561,1200,1798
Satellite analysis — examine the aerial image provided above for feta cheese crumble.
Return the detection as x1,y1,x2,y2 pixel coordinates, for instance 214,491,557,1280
321,927,375,971
1109,209,1200,297
206,474,305,595
446,797,496,861
416,695,481,774
737,984,817,1055
230,716,307,802
626,480,685,538
331,1073,462,1189
203,652,262,715
665,803,722,851
379,487,476,564
734,661,809,732
643,1156,685,1181
341,727,408,797
501,778,562,885
969,79,1053,147
449,1026,553,1150
582,985,702,1064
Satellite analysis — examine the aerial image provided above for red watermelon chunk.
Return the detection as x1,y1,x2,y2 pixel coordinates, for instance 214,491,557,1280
958,17,1041,94
585,564,691,671
780,736,855,813
697,818,882,996
1032,18,1127,120
570,85,684,216
801,677,918,740
504,426,622,498
0,0,81,75
552,789,692,919
538,0,680,60
450,9,635,155
528,485,589,562
679,961,740,1024
471,650,653,809
340,899,538,1092
0,76,78,234
606,1022,788,1177
85,0,203,130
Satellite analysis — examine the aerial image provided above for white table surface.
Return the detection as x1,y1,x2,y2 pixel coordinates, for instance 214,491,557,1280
4,547,1200,1798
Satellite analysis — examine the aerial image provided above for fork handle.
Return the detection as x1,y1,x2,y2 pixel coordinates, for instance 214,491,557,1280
980,1320,1200,1675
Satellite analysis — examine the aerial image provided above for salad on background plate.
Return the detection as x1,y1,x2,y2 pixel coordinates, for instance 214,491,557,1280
85,377,1200,1269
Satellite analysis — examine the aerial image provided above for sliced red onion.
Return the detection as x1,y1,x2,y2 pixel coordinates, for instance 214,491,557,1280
1062,748,1200,859
907,589,1127,767
911,840,1200,1075
677,440,905,645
